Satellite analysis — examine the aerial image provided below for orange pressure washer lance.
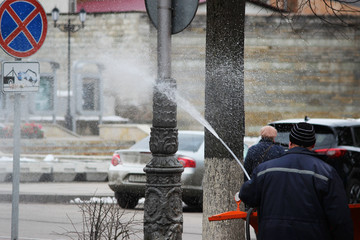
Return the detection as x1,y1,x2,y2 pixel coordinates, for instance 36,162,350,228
208,192,258,240
208,192,360,240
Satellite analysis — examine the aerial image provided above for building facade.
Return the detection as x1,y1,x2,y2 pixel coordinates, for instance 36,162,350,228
1,7,359,136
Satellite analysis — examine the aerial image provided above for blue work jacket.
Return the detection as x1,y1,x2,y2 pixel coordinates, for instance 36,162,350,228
240,147,353,240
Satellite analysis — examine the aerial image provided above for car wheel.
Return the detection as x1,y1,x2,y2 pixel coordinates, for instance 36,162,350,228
347,178,360,204
115,192,139,209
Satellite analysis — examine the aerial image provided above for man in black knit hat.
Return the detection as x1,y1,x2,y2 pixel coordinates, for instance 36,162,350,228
239,122,353,240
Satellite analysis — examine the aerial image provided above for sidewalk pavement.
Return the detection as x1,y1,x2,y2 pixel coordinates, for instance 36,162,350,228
0,182,114,203
0,182,255,239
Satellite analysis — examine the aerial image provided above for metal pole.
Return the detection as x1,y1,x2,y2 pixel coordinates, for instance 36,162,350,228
158,0,171,79
144,0,183,239
11,92,21,240
65,19,73,131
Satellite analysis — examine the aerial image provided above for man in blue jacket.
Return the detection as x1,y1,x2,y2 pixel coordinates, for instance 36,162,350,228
240,122,353,240
244,125,284,181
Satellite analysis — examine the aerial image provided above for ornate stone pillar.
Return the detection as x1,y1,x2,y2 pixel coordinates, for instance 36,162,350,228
143,0,183,238
144,79,184,239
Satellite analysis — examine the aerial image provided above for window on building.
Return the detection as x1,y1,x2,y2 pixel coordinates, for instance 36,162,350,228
82,77,100,111
35,76,54,111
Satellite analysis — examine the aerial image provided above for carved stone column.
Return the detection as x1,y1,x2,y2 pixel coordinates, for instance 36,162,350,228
144,0,184,238
144,80,184,239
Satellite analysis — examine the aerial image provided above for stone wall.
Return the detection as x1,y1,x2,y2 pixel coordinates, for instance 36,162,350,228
172,14,360,135
99,123,150,141
244,16,360,134
2,12,359,136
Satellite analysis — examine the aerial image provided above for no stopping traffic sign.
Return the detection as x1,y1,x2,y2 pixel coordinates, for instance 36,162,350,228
0,0,47,58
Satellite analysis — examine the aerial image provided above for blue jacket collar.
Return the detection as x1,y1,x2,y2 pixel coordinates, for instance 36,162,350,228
288,147,312,153
259,138,274,143
286,147,324,159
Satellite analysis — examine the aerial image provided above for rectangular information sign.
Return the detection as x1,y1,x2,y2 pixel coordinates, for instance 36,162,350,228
2,61,40,92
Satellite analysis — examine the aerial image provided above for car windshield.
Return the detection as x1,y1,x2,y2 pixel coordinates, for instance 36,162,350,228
130,133,204,152
271,123,337,149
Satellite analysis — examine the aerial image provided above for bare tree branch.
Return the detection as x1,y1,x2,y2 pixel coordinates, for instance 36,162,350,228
266,0,360,28
54,197,142,240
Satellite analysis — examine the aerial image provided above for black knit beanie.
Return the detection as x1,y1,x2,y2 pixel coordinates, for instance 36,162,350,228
289,122,316,147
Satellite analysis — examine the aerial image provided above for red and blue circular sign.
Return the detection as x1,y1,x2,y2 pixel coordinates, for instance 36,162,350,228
0,0,47,58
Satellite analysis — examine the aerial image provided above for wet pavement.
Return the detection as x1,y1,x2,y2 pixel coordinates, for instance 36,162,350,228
0,182,204,240
0,182,257,240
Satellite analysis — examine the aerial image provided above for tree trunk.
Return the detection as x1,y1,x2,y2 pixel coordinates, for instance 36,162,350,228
203,158,245,239
203,0,246,239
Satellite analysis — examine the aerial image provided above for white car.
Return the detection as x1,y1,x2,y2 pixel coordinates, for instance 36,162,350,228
108,131,204,209
108,130,248,209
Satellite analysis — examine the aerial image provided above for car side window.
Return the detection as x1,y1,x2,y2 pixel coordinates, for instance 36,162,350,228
313,125,336,148
336,127,353,146
178,134,203,152
353,127,360,147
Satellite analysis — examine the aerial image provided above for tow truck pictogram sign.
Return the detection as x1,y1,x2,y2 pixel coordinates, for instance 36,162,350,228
2,61,40,92
0,0,47,58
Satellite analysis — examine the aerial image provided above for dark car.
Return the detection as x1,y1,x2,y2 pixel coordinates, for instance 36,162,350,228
269,118,360,204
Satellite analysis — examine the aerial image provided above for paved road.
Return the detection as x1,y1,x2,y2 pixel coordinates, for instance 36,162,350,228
0,182,257,240
0,182,203,240
0,182,113,203
0,202,203,240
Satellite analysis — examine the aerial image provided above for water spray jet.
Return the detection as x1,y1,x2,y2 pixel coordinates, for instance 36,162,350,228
155,82,251,180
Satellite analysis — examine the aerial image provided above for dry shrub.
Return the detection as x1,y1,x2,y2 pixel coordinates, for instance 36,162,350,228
57,197,142,240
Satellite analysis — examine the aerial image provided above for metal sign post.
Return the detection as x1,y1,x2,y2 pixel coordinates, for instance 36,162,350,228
11,91,21,240
1,61,39,240
0,0,47,239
